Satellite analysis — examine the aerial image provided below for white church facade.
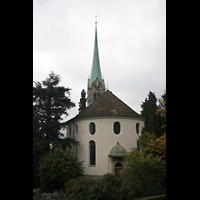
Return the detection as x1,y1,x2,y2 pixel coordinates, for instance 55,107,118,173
66,21,145,178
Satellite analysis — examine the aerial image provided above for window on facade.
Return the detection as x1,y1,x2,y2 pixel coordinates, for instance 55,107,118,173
98,93,101,98
89,122,96,135
89,140,96,165
69,126,71,136
136,123,140,134
93,93,97,100
113,122,120,134
75,124,78,135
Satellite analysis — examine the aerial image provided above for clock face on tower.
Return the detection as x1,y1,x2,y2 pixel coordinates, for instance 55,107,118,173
92,81,103,91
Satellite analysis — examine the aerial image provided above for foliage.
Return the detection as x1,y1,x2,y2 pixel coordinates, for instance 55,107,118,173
156,92,166,134
64,177,82,193
123,91,166,198
137,131,157,153
33,71,75,140
145,133,166,165
33,72,78,188
140,92,166,165
70,173,130,200
38,149,84,192
140,91,164,137
123,148,166,199
78,89,87,113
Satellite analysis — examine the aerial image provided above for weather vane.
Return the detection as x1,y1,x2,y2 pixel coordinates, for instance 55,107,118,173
95,14,98,23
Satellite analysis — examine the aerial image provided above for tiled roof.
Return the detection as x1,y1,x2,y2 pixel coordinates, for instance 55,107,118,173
68,90,144,122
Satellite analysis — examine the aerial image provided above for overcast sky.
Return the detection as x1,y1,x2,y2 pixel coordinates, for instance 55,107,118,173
33,0,166,124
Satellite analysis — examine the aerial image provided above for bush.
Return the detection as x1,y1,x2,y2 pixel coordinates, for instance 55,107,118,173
64,177,82,193
70,173,130,200
38,149,84,192
123,148,166,199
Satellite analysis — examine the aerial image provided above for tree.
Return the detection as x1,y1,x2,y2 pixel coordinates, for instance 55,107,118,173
123,148,166,198
33,71,75,140
138,91,166,164
137,131,157,154
141,91,164,137
124,91,166,198
145,133,166,165
145,91,166,165
78,89,86,113
38,149,84,192
156,92,166,134
33,72,78,188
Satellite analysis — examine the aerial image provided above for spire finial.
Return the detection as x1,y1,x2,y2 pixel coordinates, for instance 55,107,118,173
95,14,98,23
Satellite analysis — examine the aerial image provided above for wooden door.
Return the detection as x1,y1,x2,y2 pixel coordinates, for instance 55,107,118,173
115,163,123,178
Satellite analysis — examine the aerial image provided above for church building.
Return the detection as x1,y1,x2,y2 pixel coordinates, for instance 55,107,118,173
66,21,145,178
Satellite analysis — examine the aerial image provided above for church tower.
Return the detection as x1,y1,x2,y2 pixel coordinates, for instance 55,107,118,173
87,21,105,106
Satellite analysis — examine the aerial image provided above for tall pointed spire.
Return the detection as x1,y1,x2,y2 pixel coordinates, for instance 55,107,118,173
88,21,105,89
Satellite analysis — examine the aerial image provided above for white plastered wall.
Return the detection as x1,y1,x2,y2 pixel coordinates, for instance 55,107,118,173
67,116,144,176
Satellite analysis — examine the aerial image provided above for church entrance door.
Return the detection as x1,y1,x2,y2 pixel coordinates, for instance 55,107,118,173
115,163,123,178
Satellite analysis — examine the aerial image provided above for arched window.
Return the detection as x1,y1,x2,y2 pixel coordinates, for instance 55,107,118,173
89,122,96,135
115,163,123,168
75,124,78,135
113,122,120,134
136,123,140,135
98,93,101,98
89,140,96,165
69,126,71,136
93,93,97,100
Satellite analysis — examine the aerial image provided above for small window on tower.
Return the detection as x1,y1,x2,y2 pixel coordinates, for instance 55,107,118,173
98,93,101,98
93,93,97,100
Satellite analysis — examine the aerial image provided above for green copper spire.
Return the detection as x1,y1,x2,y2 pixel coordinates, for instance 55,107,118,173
88,22,105,89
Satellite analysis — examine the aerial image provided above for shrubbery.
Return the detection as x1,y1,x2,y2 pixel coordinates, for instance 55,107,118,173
70,173,130,200
123,148,166,199
64,177,82,193
38,149,84,192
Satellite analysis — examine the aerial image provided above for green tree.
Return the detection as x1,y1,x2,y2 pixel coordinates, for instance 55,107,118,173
38,149,84,192
137,131,157,153
145,91,166,165
33,71,79,152
141,91,164,137
33,72,78,188
156,92,166,135
33,71,75,141
129,91,166,197
78,89,86,113
123,148,166,198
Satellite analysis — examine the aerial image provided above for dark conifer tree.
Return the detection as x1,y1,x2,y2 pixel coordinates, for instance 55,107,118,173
33,72,78,188
78,89,86,113
33,72,75,140
141,91,164,137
